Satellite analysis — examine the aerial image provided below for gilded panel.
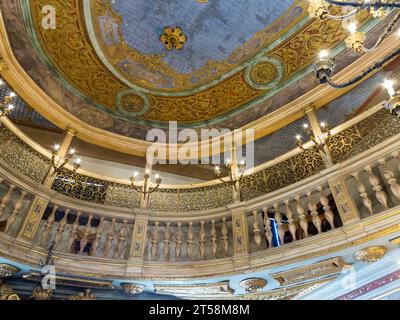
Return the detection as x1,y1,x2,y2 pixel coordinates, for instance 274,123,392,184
0,125,49,183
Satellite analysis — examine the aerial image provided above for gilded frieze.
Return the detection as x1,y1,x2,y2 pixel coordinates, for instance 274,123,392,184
154,281,234,298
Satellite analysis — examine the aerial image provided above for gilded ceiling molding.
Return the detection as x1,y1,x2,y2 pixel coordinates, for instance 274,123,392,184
0,263,20,278
0,4,399,157
0,55,7,72
354,246,388,263
271,257,350,286
154,281,234,298
120,283,145,295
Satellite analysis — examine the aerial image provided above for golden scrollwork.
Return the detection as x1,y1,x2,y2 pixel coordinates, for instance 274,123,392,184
240,278,267,293
0,282,20,300
354,246,387,263
154,282,234,298
0,264,20,278
32,287,53,300
120,283,145,295
68,289,96,300
121,93,145,113
250,61,278,85
160,27,187,51
0,57,7,73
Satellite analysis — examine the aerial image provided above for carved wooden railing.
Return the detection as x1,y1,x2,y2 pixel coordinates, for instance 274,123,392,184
0,102,400,271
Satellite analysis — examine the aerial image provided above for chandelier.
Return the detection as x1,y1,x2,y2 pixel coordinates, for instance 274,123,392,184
214,158,246,191
310,0,400,88
296,122,332,155
130,170,162,195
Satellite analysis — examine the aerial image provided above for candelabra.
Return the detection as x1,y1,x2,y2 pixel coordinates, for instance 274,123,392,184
296,122,332,154
310,0,400,88
383,78,400,117
130,170,162,195
0,80,15,117
48,144,81,179
214,158,246,191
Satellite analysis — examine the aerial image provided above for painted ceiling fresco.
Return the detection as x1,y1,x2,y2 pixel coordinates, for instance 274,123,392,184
91,0,298,92
1,0,375,140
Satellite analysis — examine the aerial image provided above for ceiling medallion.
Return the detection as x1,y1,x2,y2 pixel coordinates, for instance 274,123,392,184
0,264,20,278
354,246,388,263
250,61,278,86
121,283,145,295
160,27,187,51
240,278,267,293
121,93,145,113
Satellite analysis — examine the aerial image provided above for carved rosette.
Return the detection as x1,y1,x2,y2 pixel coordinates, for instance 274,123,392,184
121,283,145,295
68,289,96,300
245,57,283,90
160,27,187,51
240,278,267,293
0,264,20,278
354,246,387,263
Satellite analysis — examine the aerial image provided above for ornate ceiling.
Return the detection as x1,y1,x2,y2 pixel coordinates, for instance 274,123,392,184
0,0,377,142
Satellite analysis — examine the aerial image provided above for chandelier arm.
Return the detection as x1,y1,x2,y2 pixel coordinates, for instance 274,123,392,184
324,0,400,8
326,9,360,20
326,46,400,88
363,10,400,53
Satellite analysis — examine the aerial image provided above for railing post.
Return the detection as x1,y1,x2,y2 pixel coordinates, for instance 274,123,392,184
128,216,149,261
328,176,361,225
17,128,76,241
230,206,250,264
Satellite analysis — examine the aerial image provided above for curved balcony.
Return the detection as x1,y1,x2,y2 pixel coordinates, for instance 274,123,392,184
0,101,400,289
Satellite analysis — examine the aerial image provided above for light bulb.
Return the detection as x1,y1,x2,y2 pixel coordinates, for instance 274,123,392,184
133,171,139,178
303,123,309,129
384,79,395,98
240,160,245,166
145,169,150,174
7,104,14,110
319,49,330,60
54,144,60,151
9,92,16,98
0,79,4,86
320,122,326,128
215,165,220,171
348,22,357,34
155,174,160,179
75,158,81,165
296,134,302,140
226,158,231,164
69,148,76,155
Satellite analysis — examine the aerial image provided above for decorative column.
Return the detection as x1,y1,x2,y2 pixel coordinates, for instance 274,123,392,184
129,217,149,260
230,207,249,257
329,176,361,224
304,104,333,167
18,128,76,241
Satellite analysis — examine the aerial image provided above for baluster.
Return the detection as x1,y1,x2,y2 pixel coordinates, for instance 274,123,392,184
252,211,262,248
91,217,104,257
352,172,373,214
0,184,15,218
273,203,285,245
150,222,159,261
54,209,69,249
115,219,128,259
210,220,217,259
79,215,93,254
5,191,27,232
103,218,116,258
284,199,297,241
295,196,309,238
365,166,388,209
186,222,194,260
175,222,182,261
262,208,273,248
318,187,335,229
67,212,81,252
221,218,228,256
163,222,171,261
378,159,400,201
40,205,58,245
199,221,206,260
306,192,321,234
